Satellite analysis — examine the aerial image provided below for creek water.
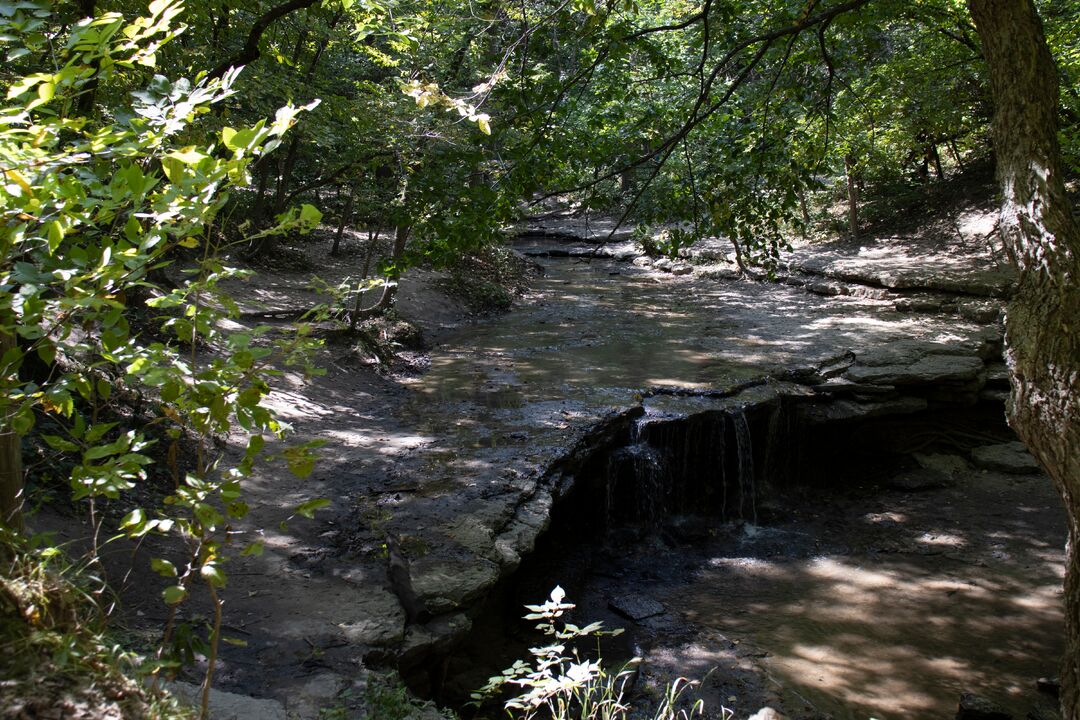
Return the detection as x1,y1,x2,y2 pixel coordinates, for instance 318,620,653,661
382,251,1063,719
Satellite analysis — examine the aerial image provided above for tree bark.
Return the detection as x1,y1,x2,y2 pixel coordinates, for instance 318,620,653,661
968,2,1080,718
0,325,24,531
844,153,858,238
930,144,945,181
272,132,302,217
330,189,354,257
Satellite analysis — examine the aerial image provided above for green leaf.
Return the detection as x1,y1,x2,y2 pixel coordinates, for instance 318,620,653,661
295,497,330,519
166,147,208,165
298,204,322,232
193,502,224,530
126,357,149,375
200,564,227,588
36,342,56,366
43,435,79,453
240,540,264,557
151,558,177,577
10,405,34,435
47,220,64,252
162,585,187,604
284,445,318,478
221,126,238,149
83,441,120,461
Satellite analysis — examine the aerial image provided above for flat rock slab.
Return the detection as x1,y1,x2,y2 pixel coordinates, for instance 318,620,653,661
957,692,1012,720
972,442,1041,474
609,594,665,621
844,354,986,386
168,682,287,720
886,467,950,492
789,246,1016,298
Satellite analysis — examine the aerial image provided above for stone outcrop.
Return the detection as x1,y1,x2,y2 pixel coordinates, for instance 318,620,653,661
972,442,1042,474
957,692,1013,720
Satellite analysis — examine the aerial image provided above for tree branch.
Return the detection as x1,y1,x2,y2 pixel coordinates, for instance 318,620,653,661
537,0,876,205
207,0,321,80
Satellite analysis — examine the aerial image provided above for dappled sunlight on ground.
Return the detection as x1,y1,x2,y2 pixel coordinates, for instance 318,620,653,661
660,471,1065,719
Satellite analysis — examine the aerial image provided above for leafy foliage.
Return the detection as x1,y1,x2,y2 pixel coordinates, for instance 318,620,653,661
0,529,193,719
1,1,325,712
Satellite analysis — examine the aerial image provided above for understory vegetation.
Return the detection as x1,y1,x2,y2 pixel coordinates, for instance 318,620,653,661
1,0,1079,718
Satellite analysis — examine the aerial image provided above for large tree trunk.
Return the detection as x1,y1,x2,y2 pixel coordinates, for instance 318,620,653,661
968,2,1080,718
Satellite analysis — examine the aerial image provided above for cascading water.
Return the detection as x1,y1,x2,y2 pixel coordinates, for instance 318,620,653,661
732,410,757,524
601,406,761,530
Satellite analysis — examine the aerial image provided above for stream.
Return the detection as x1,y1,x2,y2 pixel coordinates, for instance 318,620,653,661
393,250,1065,720
195,237,1063,720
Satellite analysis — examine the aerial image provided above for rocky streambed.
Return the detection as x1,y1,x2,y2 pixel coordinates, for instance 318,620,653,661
112,211,1063,719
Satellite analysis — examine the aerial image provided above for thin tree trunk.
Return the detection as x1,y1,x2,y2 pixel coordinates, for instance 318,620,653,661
350,229,380,331
968,2,1080,718
930,144,946,180
359,223,411,318
0,325,24,530
272,133,302,217
948,138,966,171
251,157,273,228
799,188,811,237
331,189,354,257
844,154,858,238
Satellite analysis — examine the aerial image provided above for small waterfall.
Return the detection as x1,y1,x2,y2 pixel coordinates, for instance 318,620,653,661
731,409,757,524
712,414,728,520
628,443,667,527
598,404,772,531
604,439,669,529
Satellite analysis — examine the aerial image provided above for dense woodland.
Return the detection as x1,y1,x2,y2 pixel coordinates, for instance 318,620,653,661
1,0,1079,718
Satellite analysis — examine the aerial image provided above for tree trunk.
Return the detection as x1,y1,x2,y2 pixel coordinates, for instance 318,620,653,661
844,153,858,238
250,156,273,228
968,2,1080,718
930,144,945,180
359,223,411,318
330,190,354,257
798,189,811,238
948,138,966,172
0,325,24,531
272,132,302,217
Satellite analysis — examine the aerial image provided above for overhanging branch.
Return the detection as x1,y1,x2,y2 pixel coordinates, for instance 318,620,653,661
207,0,321,80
